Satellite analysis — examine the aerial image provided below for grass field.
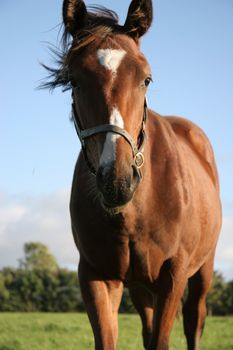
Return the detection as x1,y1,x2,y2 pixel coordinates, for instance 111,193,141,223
0,313,232,350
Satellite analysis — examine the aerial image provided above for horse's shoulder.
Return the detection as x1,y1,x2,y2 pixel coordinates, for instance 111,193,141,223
164,116,219,189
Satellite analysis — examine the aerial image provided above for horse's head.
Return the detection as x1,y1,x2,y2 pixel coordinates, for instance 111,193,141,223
63,0,153,210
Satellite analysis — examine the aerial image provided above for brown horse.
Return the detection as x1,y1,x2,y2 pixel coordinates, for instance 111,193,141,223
45,1,221,349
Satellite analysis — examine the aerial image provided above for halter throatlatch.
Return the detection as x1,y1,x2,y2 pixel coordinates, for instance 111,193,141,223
72,98,148,176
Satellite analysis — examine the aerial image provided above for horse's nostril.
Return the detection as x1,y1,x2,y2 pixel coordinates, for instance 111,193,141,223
96,166,105,192
97,166,104,180
96,163,115,193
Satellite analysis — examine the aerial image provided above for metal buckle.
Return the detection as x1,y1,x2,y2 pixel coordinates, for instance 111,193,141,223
134,152,144,168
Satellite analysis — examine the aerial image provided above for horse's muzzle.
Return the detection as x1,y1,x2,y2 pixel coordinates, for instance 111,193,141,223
96,163,140,209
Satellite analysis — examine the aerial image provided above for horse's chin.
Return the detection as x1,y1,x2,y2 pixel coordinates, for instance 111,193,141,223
102,204,124,216
99,197,128,216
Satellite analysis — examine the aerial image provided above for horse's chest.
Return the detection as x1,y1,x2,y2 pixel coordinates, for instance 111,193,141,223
126,238,165,283
77,224,165,283
92,234,165,283
73,197,168,282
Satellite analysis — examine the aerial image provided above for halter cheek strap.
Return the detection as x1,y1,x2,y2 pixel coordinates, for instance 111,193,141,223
72,98,148,175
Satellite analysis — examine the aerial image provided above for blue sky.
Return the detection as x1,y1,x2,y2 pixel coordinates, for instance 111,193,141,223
1,0,233,279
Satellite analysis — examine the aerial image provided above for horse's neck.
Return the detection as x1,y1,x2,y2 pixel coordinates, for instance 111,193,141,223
140,113,190,217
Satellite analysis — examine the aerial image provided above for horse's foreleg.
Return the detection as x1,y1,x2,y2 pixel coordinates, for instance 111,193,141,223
129,285,154,349
78,259,123,350
182,253,214,350
149,256,188,350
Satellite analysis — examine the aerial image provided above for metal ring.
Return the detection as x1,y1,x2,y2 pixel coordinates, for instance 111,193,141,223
134,152,145,169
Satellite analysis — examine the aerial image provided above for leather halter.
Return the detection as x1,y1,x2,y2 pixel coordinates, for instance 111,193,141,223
72,98,148,176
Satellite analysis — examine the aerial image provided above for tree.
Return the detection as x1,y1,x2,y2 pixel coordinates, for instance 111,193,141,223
120,288,135,313
0,271,10,310
206,271,228,315
19,242,58,274
55,269,83,311
221,280,233,315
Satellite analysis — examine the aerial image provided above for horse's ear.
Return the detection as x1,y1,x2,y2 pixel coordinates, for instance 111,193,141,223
124,0,153,41
63,0,87,36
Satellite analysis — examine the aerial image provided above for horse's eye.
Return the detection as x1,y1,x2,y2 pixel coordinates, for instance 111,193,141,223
74,84,81,90
144,76,152,87
72,83,81,91
70,77,75,86
70,78,80,89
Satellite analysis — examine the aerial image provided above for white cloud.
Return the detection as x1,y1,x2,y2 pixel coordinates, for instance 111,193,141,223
0,190,79,270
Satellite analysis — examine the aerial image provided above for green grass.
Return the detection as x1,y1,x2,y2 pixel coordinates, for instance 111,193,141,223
0,313,232,350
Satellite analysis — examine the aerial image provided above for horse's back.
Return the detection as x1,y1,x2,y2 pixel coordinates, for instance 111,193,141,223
164,115,219,191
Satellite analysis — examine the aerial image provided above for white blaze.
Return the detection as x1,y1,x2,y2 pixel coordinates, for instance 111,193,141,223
99,107,124,166
97,49,126,75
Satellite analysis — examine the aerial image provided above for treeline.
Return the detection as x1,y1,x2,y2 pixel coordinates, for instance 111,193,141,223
0,243,232,315
0,267,83,312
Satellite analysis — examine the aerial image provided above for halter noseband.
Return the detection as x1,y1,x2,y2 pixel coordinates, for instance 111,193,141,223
72,98,148,176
